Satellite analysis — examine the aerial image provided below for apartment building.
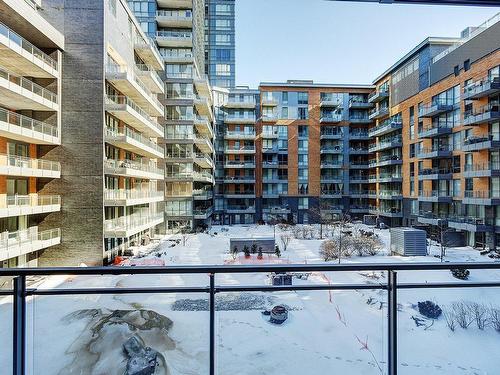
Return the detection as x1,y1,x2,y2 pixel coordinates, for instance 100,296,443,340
36,0,165,265
155,0,216,233
0,0,63,268
205,0,236,88
213,86,258,224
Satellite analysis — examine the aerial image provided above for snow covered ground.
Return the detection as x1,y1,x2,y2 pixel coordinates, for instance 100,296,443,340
1,223,500,375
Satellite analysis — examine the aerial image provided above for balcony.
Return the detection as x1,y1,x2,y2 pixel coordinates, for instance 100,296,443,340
349,130,370,140
462,135,500,152
319,96,342,107
104,189,163,206
418,99,455,118
349,99,373,109
224,114,256,124
369,137,402,152
105,128,164,159
263,176,287,183
418,190,452,203
0,107,59,144
224,98,256,109
370,206,403,217
463,162,500,178
193,115,214,139
0,227,60,262
349,190,368,198
368,106,389,120
368,88,389,103
463,190,500,205
224,131,255,140
224,191,256,199
156,30,192,48
105,95,163,137
192,171,215,184
320,176,343,183
370,156,402,168
157,0,192,8
419,123,453,138
463,76,500,100
418,168,453,180
193,189,214,201
378,173,403,183
349,148,369,155
194,95,213,118
368,118,402,137
320,130,343,140
224,161,256,169
320,145,342,154
224,145,255,154
417,211,448,226
349,205,370,213
105,64,163,117
0,21,58,78
464,104,500,126
225,206,256,214
193,207,214,219
320,114,342,123
447,216,493,232
320,161,343,168
378,190,403,200
104,159,164,180
135,64,164,94
320,205,343,214
194,154,214,169
0,194,60,218
350,161,369,169
261,113,279,122
0,154,60,178
416,145,452,159
194,136,215,154
104,212,163,238
262,207,290,214
0,66,58,111
161,50,194,64
349,175,369,183
156,10,192,28
261,97,279,106
133,34,163,70
349,116,371,124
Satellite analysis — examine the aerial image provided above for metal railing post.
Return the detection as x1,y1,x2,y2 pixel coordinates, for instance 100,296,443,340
388,270,397,375
209,273,215,375
13,275,26,375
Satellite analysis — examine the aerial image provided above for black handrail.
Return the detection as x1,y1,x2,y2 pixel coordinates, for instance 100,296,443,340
2,262,500,375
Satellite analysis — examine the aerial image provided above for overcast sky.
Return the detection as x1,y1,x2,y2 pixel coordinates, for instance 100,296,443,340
235,0,497,87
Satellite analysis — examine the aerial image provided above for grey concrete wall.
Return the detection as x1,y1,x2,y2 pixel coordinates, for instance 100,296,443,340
39,0,105,266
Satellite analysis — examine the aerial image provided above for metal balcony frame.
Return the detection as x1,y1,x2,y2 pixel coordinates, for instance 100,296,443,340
2,263,500,375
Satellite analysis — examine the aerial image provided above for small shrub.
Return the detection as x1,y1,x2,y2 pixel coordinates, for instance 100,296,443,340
452,301,473,329
418,301,442,319
469,302,488,330
489,307,500,332
257,247,263,259
275,246,281,258
443,307,456,332
231,246,238,260
251,243,258,254
243,245,250,257
451,268,470,280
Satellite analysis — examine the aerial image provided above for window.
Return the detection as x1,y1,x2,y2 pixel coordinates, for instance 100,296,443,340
281,107,288,119
215,49,231,61
282,92,288,103
215,19,231,29
298,154,308,166
298,107,308,120
298,198,309,209
298,140,308,151
298,168,308,180
215,34,231,44
409,106,415,139
215,64,231,76
298,92,308,105
298,183,309,195
454,65,459,76
464,59,470,71
298,125,308,137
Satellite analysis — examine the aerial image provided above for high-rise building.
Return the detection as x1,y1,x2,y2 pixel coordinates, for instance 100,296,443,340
0,0,63,267
205,0,236,88
38,0,165,265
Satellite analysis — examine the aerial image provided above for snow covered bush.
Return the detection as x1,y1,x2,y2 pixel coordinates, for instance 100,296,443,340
350,236,383,256
469,302,488,330
319,236,354,262
418,301,442,319
443,308,456,332
489,307,500,332
280,233,292,251
452,301,473,329
451,268,470,280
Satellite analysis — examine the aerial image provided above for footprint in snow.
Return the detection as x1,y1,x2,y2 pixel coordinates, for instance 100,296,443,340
401,363,408,367
457,366,467,370
335,356,342,360
323,356,331,360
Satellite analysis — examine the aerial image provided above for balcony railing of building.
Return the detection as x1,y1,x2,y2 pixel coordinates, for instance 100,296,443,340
104,189,163,201
368,116,402,137
418,98,455,118
135,64,163,88
224,130,255,138
0,227,60,252
0,107,58,138
0,22,58,71
224,145,255,152
105,127,163,155
463,74,500,100
104,212,163,232
160,49,193,61
0,154,60,174
349,129,369,138
156,9,193,21
419,121,454,138
156,30,192,40
0,66,58,103
320,113,342,123
416,145,453,157
464,161,500,174
418,167,453,178
0,194,60,209
418,190,451,199
104,158,163,176
225,97,256,106
5,263,499,375
464,190,500,199
105,94,163,135
464,103,500,123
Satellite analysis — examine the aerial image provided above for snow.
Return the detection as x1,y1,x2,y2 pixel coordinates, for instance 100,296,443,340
1,223,500,374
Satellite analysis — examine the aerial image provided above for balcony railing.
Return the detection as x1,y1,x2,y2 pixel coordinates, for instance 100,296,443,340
0,21,58,71
0,66,57,103
156,30,192,40
0,154,60,174
106,127,163,155
0,227,60,252
104,212,163,233
104,189,163,201
3,263,499,375
104,158,163,176
0,107,58,138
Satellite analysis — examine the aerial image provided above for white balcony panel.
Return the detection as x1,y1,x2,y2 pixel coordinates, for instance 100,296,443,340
0,22,58,78
105,95,163,137
0,227,60,262
104,213,164,238
104,159,164,180
0,194,60,218
0,154,60,178
104,189,164,207
0,68,58,111
105,128,164,159
0,108,59,145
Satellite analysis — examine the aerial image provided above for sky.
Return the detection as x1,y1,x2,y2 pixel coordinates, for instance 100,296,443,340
235,0,498,88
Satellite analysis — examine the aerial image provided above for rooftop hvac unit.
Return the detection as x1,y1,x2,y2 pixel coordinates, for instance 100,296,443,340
390,227,427,256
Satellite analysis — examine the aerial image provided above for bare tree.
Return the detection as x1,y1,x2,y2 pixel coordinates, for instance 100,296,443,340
489,306,500,332
280,233,292,251
469,302,488,330
180,227,190,246
308,206,335,239
331,212,352,264
443,307,456,332
452,302,473,329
